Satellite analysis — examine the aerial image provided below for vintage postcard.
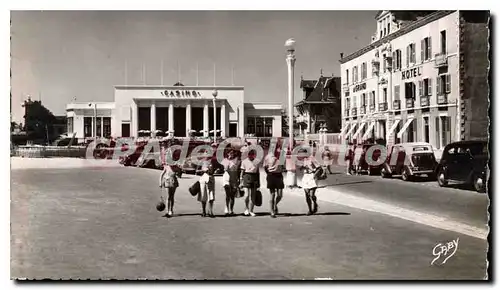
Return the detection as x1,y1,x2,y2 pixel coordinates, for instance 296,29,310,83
10,10,490,280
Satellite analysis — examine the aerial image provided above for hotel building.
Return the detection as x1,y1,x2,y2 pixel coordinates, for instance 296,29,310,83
66,83,283,141
339,10,489,149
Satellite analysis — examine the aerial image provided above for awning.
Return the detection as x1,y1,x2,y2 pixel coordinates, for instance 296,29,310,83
352,122,366,139
387,119,401,138
397,118,415,138
340,123,350,135
345,123,357,139
362,122,376,140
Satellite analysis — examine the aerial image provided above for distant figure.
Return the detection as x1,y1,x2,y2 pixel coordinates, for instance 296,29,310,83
345,142,355,175
321,145,334,174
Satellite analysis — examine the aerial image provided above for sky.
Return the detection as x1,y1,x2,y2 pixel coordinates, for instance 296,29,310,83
10,10,377,123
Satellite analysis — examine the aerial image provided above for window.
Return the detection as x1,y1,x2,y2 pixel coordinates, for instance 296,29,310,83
440,116,451,148
405,82,416,99
352,95,357,108
96,118,102,137
440,30,447,54
346,98,351,109
419,79,432,96
421,37,432,61
352,66,358,82
247,117,256,135
382,88,388,103
392,49,402,70
423,117,430,143
67,117,73,134
384,27,387,36
383,58,387,73
370,91,376,106
435,117,440,148
436,74,451,95
406,43,416,66
121,123,130,137
84,117,92,137
407,120,415,142
264,118,273,137
361,93,367,107
361,62,367,80
380,30,383,39
103,117,111,138
346,69,349,84
394,85,400,100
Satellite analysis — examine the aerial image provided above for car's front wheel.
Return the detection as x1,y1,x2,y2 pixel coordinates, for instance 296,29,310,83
474,175,486,193
380,167,391,178
437,168,448,187
401,167,412,182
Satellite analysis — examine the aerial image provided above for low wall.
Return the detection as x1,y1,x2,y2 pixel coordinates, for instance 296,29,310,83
13,146,88,158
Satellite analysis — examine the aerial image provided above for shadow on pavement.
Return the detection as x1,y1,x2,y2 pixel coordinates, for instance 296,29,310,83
318,180,373,188
279,212,351,217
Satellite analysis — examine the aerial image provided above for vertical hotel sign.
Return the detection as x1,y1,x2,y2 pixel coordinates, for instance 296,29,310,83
161,90,205,98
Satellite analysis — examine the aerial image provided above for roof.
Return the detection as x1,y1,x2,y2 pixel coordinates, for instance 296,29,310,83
444,140,488,147
298,76,339,103
300,80,317,89
340,11,455,64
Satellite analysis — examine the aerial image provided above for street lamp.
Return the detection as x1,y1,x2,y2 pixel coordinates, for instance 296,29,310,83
212,89,218,143
285,38,297,187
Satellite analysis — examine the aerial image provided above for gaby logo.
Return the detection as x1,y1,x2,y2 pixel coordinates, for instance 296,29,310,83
431,238,459,266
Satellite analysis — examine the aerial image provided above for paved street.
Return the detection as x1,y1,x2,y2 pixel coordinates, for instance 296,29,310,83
11,158,488,279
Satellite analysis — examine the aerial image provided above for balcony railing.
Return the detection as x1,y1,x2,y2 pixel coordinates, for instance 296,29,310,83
393,100,401,110
351,108,357,116
420,96,430,107
360,106,366,115
369,104,376,112
437,94,448,104
344,109,350,117
378,102,388,111
434,53,448,68
406,98,415,109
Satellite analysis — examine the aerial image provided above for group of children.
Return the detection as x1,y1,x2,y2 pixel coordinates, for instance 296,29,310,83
158,145,326,218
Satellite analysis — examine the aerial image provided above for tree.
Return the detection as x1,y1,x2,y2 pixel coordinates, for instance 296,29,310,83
22,98,57,144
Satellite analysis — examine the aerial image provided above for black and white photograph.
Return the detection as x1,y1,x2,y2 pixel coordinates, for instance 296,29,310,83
9,7,492,281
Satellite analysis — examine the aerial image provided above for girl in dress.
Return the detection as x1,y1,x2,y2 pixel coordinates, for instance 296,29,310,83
221,150,241,216
264,149,284,218
198,160,216,218
298,149,320,215
159,141,179,217
239,150,260,217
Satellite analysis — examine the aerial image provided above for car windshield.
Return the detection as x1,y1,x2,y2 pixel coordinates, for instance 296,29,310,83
411,153,435,167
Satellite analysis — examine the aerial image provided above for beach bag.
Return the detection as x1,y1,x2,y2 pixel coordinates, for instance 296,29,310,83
189,181,201,197
315,167,327,180
156,197,166,212
253,189,263,207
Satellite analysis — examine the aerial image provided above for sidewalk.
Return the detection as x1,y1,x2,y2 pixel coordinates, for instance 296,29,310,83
212,168,487,240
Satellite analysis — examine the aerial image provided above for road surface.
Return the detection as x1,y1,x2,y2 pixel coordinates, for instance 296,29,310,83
10,158,489,279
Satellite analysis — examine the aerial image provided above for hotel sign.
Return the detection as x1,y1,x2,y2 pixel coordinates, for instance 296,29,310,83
160,90,204,98
352,83,366,93
401,66,423,80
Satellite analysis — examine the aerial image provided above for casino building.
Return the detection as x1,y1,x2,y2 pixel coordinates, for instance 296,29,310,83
66,83,283,141
339,10,489,149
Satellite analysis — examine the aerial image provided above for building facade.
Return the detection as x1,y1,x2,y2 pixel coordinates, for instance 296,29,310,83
339,10,489,150
295,74,341,135
66,84,283,140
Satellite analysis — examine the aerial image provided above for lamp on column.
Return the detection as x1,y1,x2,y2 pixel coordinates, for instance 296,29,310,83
285,38,297,188
212,89,218,143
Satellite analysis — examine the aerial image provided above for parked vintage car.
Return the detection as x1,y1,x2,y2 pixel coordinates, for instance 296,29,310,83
436,140,488,193
380,142,438,181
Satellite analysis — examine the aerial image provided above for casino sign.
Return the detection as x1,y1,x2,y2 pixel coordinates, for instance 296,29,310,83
160,90,204,98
